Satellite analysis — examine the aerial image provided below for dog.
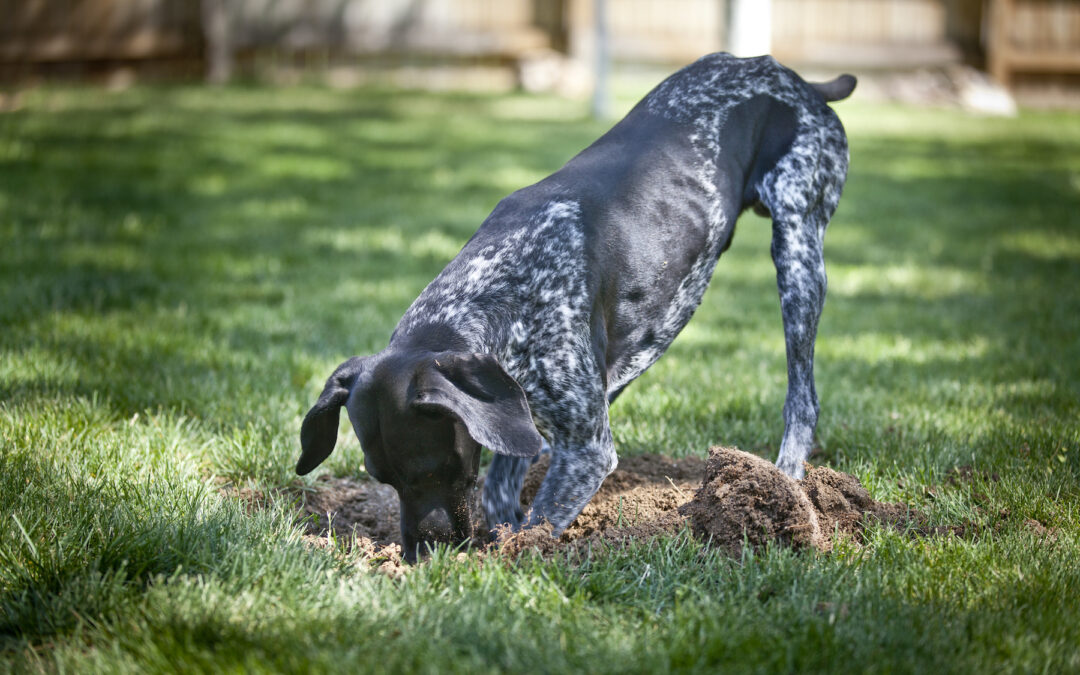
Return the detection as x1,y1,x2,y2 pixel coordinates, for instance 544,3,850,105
296,53,856,562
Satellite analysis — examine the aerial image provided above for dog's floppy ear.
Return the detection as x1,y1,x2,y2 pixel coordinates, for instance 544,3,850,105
297,356,369,475
410,352,542,458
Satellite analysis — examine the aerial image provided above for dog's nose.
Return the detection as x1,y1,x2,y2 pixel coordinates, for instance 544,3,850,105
401,504,455,564
416,505,453,542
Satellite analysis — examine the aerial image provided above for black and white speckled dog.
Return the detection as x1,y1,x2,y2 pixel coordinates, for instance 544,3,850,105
296,53,856,562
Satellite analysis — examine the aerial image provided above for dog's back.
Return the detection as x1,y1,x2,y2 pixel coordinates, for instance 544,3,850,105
395,54,850,414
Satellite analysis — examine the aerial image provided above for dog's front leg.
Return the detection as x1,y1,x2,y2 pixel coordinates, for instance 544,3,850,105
526,423,617,534
484,442,553,535
771,203,830,479
483,454,534,533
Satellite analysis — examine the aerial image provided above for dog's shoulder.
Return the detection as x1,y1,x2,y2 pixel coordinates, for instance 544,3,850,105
393,193,589,345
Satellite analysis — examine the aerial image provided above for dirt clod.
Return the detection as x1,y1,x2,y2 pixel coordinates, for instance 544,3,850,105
1023,518,1059,540
681,447,825,553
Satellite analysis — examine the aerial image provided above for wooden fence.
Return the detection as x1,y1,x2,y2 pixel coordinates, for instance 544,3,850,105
988,0,1080,85
3,0,1080,85
772,0,983,67
0,0,201,63
601,0,726,63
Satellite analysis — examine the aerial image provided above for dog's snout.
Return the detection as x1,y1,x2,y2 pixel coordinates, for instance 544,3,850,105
416,505,453,541
401,498,473,564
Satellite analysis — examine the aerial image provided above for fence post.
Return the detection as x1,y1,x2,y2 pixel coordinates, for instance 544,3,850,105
987,0,1013,87
201,0,233,84
592,0,612,119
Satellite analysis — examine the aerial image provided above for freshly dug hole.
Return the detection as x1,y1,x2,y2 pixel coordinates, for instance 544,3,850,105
294,475,408,575
298,474,401,545
283,446,923,565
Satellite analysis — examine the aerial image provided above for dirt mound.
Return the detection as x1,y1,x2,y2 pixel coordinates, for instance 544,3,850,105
680,448,825,554
680,447,922,554
523,453,702,537
274,446,929,567
802,462,915,533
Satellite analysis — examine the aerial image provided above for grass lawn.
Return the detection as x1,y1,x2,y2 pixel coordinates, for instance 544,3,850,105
1,78,1078,672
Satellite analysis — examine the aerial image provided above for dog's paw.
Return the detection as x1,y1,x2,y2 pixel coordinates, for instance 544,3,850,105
487,508,527,542
484,504,526,538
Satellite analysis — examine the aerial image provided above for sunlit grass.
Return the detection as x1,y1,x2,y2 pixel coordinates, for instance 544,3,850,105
1,82,1078,671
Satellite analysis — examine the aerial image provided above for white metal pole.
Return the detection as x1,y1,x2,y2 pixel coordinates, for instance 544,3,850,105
728,0,772,57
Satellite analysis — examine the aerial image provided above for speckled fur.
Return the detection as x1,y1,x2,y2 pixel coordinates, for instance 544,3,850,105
391,53,850,534
395,200,615,531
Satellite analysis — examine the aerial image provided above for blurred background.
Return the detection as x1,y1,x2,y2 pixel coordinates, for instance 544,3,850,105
3,0,1080,111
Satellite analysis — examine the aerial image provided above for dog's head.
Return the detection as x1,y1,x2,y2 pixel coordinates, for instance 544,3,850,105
296,350,542,563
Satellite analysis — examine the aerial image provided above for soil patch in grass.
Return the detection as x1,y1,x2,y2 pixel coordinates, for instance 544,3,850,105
495,453,704,557
284,447,937,565
292,475,408,575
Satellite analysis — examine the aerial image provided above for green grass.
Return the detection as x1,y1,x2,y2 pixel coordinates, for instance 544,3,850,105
2,81,1079,672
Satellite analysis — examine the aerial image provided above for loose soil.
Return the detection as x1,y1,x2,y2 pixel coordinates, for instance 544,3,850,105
494,452,705,558
681,447,921,555
278,446,939,569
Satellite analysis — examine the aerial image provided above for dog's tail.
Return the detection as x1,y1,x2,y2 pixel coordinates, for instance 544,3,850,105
811,74,857,103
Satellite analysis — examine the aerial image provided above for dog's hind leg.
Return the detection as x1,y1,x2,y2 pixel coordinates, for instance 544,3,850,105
761,123,848,479
770,204,827,479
